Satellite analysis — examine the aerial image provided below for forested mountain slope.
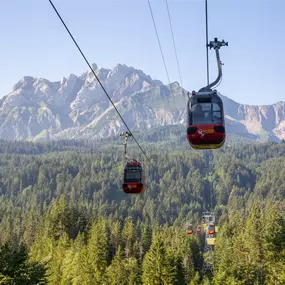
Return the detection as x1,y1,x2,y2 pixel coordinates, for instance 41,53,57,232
0,137,285,284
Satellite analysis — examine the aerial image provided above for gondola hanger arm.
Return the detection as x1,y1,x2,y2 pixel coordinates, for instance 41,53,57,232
199,38,228,92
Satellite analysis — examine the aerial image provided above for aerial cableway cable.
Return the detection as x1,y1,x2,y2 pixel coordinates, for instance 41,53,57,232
48,0,189,192
165,0,184,94
148,0,186,109
47,0,155,169
205,0,212,211
146,0,191,190
205,0,210,86
147,0,172,88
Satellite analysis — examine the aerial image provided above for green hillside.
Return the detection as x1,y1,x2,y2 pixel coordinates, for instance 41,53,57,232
0,134,284,284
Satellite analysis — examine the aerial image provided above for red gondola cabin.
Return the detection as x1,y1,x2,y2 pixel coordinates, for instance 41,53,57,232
187,224,193,235
208,223,215,235
187,90,225,149
122,160,145,194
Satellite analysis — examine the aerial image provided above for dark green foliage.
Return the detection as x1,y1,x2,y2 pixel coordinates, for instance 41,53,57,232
0,243,47,284
0,138,284,283
45,196,88,240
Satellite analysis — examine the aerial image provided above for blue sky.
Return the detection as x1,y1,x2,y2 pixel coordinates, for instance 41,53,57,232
0,0,284,105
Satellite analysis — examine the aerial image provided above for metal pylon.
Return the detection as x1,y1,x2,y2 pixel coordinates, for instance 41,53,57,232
201,151,216,275
202,196,215,275
202,232,215,275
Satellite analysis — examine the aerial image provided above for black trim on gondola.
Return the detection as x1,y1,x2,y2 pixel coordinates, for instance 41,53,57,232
214,125,225,133
187,127,197,135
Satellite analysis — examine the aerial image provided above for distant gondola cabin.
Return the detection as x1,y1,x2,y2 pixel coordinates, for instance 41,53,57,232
196,225,202,233
208,224,215,235
187,91,225,149
122,160,145,194
187,224,193,235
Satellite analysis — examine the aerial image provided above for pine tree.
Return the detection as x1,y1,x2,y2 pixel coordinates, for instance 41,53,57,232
0,242,47,284
122,217,136,260
105,246,127,285
182,238,195,284
189,272,200,285
202,276,210,285
264,206,285,284
243,206,265,284
141,223,152,259
109,220,121,259
45,196,87,240
125,257,141,285
47,233,70,284
142,233,176,285
213,235,234,284
79,219,109,284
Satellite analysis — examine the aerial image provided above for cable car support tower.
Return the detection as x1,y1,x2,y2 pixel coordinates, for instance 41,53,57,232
202,212,215,275
202,151,215,276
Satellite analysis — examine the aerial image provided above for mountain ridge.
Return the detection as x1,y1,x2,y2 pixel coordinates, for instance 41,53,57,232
1,63,284,142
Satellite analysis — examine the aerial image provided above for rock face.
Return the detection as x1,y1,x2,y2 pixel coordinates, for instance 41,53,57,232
0,63,284,142
222,96,285,141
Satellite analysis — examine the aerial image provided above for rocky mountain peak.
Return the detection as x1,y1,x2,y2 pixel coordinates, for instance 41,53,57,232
88,63,98,73
0,63,284,142
13,76,36,91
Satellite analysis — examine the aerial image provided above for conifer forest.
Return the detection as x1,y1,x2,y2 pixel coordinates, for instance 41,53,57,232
0,130,285,284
